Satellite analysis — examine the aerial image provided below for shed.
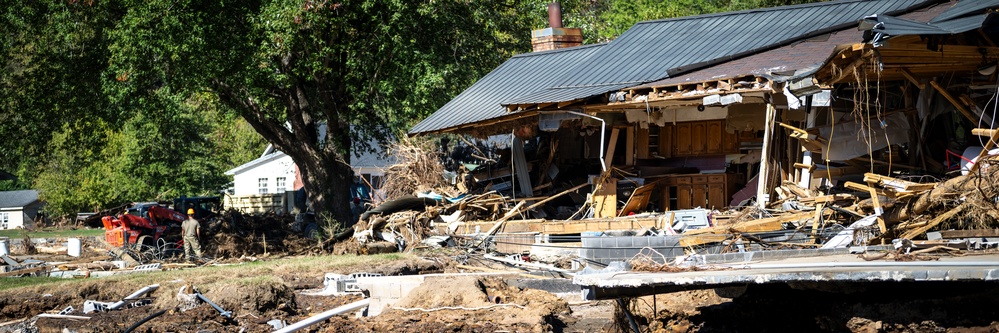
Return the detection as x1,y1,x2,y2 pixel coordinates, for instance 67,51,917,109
0,190,43,230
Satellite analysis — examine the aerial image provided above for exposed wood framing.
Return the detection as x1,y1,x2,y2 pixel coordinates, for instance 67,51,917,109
930,80,978,123
900,68,924,89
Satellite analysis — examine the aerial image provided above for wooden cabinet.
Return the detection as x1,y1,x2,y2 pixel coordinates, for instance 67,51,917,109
636,127,650,159
674,123,690,156
706,120,724,154
650,120,741,157
668,173,744,210
690,122,706,154
658,124,673,158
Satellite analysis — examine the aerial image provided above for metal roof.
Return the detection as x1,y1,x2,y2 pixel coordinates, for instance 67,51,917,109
631,1,953,89
0,190,40,209
408,43,605,135
930,0,999,23
507,0,938,106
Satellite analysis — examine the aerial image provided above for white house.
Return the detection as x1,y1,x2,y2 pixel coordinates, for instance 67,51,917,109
0,190,44,230
225,145,299,196
225,142,394,196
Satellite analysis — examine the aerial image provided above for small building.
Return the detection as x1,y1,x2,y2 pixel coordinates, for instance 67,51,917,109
224,141,394,214
0,190,44,230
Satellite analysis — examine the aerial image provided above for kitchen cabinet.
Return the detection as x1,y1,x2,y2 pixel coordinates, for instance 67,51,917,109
667,173,744,210
647,120,743,157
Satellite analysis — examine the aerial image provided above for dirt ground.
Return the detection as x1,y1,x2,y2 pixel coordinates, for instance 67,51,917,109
622,282,999,333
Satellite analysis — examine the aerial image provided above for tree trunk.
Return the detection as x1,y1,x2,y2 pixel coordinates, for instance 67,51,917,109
294,150,354,227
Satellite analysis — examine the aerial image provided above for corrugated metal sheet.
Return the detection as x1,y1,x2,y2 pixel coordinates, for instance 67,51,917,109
408,44,604,135
510,0,937,106
930,0,999,23
633,1,949,85
502,84,631,105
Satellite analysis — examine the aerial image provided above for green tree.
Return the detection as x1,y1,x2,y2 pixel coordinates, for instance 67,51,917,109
103,0,535,224
0,0,120,183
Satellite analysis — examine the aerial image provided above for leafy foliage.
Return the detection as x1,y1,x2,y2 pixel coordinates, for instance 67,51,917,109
3,0,824,219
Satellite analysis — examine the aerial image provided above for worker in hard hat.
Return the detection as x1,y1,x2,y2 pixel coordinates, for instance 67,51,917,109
181,208,202,261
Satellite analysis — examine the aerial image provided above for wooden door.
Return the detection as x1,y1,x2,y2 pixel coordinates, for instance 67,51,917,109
706,120,724,154
690,122,706,155
658,124,674,157
636,127,650,159
691,185,707,208
708,183,726,209
674,123,691,156
676,185,692,209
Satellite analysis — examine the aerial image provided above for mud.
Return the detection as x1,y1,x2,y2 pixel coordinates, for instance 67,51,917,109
624,282,999,333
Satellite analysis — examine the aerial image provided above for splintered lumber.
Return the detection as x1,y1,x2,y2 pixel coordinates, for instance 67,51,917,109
844,181,886,197
799,194,856,204
863,173,936,192
970,127,999,172
679,211,815,247
778,122,826,152
480,201,526,237
940,229,999,239
899,204,967,240
592,176,617,219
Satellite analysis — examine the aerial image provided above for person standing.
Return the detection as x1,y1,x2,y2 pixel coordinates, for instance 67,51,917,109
182,208,202,260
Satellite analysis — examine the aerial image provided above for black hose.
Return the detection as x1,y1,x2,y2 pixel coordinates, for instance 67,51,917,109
122,309,167,333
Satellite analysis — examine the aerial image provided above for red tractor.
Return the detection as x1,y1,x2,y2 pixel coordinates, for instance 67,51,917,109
101,202,188,258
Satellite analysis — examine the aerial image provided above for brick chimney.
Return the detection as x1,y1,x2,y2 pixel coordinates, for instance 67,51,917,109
531,2,583,52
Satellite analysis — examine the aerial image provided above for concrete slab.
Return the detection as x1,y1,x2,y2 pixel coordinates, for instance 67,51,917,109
574,254,999,300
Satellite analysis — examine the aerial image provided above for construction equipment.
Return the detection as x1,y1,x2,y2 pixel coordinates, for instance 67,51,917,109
101,203,187,250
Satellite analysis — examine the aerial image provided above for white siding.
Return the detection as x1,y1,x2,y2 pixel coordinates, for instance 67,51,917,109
0,210,26,230
231,154,297,196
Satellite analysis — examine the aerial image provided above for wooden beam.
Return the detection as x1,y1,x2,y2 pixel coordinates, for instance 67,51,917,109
970,126,999,173
899,204,967,240
972,128,998,137
828,50,872,84
625,126,635,166
757,103,777,209
940,229,999,239
900,68,925,89
930,80,979,123
604,128,620,168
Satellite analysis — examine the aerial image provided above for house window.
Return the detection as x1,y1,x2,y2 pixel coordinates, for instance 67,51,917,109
276,177,286,191
371,175,384,189
0,213,8,229
258,178,269,194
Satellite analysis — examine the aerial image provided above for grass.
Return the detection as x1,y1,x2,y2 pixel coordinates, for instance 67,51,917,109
0,277,68,292
0,228,105,239
0,253,414,294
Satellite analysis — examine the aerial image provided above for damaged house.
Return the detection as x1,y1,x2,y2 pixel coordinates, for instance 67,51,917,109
396,0,999,262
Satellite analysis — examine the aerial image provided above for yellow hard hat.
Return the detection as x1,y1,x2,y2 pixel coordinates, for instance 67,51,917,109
187,208,195,215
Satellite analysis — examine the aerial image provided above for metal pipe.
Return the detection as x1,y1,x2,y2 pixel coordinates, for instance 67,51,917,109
617,298,641,333
272,298,370,333
196,293,233,318
558,111,607,172
547,2,563,28
109,284,159,310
